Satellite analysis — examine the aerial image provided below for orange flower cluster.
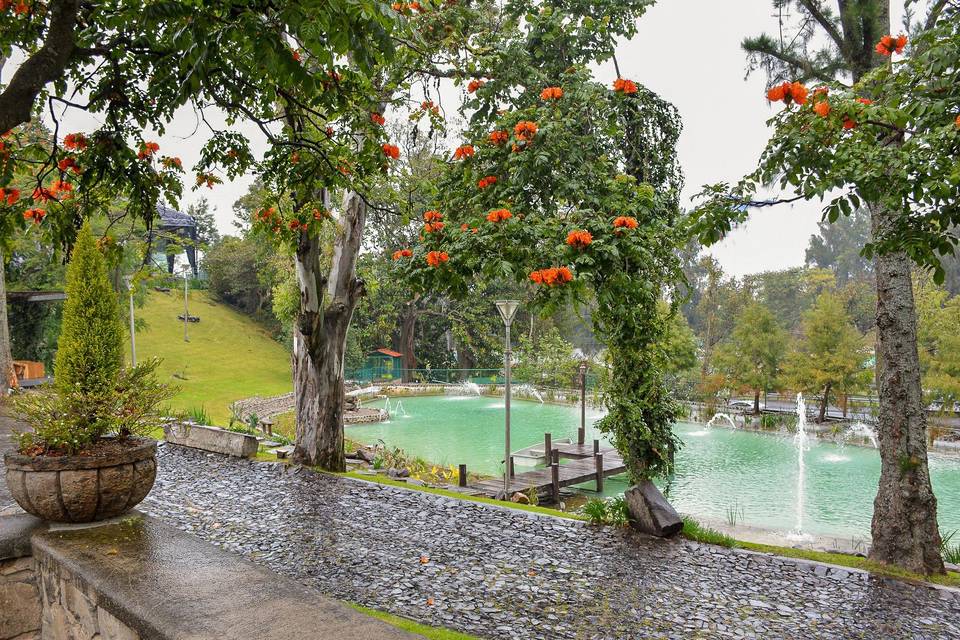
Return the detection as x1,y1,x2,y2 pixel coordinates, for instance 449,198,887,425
613,78,638,94
32,186,55,202
254,207,277,222
390,1,423,12
63,133,88,151
613,216,638,230
843,117,857,130
876,34,907,56
196,173,221,189
540,86,563,100
424,222,445,233
50,180,73,199
371,112,386,126
565,229,592,249
0,187,20,205
486,208,512,223
2,0,30,15
392,248,413,260
312,208,331,221
288,219,306,231
423,210,443,222
857,97,873,105
766,82,808,105
514,121,537,141
382,143,401,160
137,141,160,159
421,100,440,114
23,208,45,224
956,114,960,128
529,266,573,286
161,156,182,170
453,144,475,160
460,224,478,233
477,175,497,189
291,49,302,62
58,157,82,173
426,250,449,267
488,130,509,145
813,101,831,117
467,79,485,93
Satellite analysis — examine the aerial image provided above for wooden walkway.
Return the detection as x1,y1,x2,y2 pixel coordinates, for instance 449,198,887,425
466,433,626,501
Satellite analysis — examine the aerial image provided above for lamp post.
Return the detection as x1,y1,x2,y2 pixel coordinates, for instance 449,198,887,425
495,300,519,499
181,266,191,343
123,275,137,366
578,361,588,445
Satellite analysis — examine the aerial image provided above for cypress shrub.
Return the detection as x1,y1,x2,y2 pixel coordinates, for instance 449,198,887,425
53,222,124,394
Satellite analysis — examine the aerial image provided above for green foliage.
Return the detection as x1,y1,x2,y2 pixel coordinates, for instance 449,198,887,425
712,303,788,407
805,209,874,285
680,517,737,548
13,358,174,454
782,291,871,416
514,327,577,388
941,530,960,565
914,274,960,412
580,495,630,526
186,406,212,426
53,224,124,395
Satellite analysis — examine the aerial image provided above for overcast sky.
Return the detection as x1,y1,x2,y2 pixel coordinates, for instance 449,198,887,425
16,1,910,278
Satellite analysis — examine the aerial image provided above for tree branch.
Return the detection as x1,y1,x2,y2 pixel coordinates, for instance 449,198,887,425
797,0,846,52
0,0,81,133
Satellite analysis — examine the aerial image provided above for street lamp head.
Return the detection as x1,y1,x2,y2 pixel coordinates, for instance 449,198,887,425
495,300,520,327
122,275,135,291
579,361,588,374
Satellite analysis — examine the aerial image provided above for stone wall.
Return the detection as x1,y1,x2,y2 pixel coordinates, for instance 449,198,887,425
0,555,40,640
229,392,296,422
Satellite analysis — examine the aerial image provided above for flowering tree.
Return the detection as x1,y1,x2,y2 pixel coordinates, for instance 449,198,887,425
692,2,959,574
393,1,687,480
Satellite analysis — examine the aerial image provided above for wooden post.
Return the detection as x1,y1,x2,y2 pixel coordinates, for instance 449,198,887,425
593,439,600,455
551,462,560,503
544,433,552,463
458,464,467,487
594,453,603,492
551,448,560,465
509,456,515,478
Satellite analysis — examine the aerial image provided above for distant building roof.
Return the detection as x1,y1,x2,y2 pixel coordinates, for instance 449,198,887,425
156,202,196,228
372,348,403,358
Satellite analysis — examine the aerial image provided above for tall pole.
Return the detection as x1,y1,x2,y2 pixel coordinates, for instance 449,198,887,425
504,321,512,498
182,270,189,343
128,288,137,365
579,363,586,445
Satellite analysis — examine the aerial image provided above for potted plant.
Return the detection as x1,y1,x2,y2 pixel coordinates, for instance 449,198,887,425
4,223,172,522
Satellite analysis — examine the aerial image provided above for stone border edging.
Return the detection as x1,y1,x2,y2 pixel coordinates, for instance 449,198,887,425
0,513,47,560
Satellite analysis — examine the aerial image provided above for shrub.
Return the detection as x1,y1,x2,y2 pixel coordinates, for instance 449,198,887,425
53,223,124,395
681,516,737,548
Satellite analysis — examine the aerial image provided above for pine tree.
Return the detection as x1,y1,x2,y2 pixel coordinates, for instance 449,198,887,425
54,223,124,394
713,303,788,414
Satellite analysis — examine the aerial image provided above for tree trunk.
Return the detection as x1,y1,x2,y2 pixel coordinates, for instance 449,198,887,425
0,250,15,393
399,295,420,382
753,390,761,415
292,191,366,471
818,383,830,423
868,204,944,575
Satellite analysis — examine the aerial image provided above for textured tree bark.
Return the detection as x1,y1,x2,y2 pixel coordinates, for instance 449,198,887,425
291,191,366,470
869,204,944,575
753,390,761,415
399,295,420,382
818,383,830,423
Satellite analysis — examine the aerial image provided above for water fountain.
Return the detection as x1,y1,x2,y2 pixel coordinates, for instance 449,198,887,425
790,393,812,541
393,400,409,418
515,383,545,404
449,381,483,396
844,421,878,448
706,413,737,429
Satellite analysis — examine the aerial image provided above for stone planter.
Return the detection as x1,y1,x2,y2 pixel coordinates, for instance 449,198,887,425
3,437,157,523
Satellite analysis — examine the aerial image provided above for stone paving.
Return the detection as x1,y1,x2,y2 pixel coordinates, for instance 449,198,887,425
143,444,960,640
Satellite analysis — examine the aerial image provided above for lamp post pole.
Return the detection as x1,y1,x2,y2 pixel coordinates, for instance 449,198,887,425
124,276,136,366
578,362,587,445
182,268,190,343
496,300,519,499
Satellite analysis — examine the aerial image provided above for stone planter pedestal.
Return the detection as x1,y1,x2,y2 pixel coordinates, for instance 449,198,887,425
3,438,157,523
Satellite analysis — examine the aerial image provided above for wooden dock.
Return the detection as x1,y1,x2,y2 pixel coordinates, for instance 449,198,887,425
465,433,627,502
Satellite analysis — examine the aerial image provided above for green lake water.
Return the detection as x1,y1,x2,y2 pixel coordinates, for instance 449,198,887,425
353,395,960,539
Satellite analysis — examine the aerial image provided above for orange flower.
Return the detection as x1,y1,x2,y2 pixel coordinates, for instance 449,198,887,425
424,221,445,233
13,1,27,14
529,270,544,284
613,216,638,230
565,229,592,249
488,130,509,145
312,208,331,221
161,156,182,170
857,97,872,105
540,86,563,100
288,219,303,231
58,157,79,173
423,210,443,222
813,101,831,118
453,144,475,160
63,133,87,151
486,208,512,223
32,187,54,202
557,266,573,282
477,175,497,189
514,121,538,141
955,114,960,128
529,267,573,286
421,100,439,114
50,180,73,197
426,251,449,267
467,79,485,93
137,141,160,159
291,50,302,62
0,188,20,205
391,1,406,10
382,143,401,160
23,208,45,224
843,117,856,130
409,1,421,11
392,248,413,260
461,223,469,232
613,78,638,94
371,112,386,126
196,173,221,189
876,34,907,56
766,81,808,105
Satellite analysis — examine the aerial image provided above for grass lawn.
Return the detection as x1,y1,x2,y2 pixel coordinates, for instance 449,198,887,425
349,604,481,639
130,290,291,424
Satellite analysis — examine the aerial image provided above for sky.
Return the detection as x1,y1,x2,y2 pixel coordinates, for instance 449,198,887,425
10,1,910,278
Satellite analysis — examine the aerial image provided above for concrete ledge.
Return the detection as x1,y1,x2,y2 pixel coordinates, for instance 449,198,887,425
0,514,46,560
31,513,416,639
162,423,258,458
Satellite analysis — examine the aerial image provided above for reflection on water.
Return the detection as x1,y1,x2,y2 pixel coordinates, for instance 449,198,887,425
353,396,960,539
